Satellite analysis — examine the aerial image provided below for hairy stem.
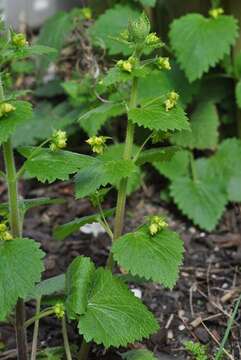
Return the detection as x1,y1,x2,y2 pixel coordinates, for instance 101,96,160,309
62,316,73,360
1,78,28,360
30,297,41,360
106,76,138,269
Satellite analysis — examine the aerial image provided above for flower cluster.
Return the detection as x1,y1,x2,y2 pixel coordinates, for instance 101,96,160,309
86,136,108,154
0,223,13,241
50,130,67,151
0,102,16,118
81,7,92,20
149,216,168,236
54,303,65,319
157,57,171,70
117,56,137,73
209,7,224,19
12,33,28,47
164,91,179,112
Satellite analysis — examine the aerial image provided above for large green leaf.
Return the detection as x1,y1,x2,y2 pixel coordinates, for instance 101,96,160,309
128,97,190,132
36,11,74,70
122,349,157,359
170,14,238,81
53,209,115,241
88,5,140,55
65,256,158,347
79,102,125,136
0,101,32,144
0,238,44,320
66,257,95,320
170,159,228,231
19,147,94,183
75,157,137,198
112,226,183,288
171,102,219,150
153,150,190,180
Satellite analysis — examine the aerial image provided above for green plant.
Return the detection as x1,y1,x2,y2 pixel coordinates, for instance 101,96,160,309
0,13,186,360
184,341,208,360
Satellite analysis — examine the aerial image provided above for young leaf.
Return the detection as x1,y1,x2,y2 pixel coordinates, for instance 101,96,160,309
66,258,159,347
153,150,190,180
75,157,137,198
112,226,184,288
88,5,140,55
66,257,96,320
122,349,158,359
29,274,65,299
128,97,190,132
19,147,94,183
79,102,125,136
170,159,228,231
170,14,238,81
171,102,219,150
0,238,44,320
0,101,33,144
53,209,115,241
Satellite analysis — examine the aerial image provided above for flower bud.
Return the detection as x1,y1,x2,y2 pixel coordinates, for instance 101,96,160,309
81,7,92,20
145,32,160,46
12,33,28,47
157,57,171,70
86,136,108,154
0,223,13,241
50,130,67,151
164,91,179,112
54,303,65,319
149,215,168,236
128,13,150,43
0,103,16,118
209,8,224,19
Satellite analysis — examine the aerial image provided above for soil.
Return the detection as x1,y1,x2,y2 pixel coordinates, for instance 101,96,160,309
0,179,241,360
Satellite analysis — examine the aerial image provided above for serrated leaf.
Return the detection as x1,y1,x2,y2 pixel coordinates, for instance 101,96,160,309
136,146,178,165
102,66,132,87
66,257,96,320
53,209,115,241
112,226,183,288
154,150,190,180
170,14,238,81
128,97,190,132
66,257,159,347
75,157,137,198
228,176,241,202
171,102,219,150
0,238,44,320
88,5,140,55
79,102,125,136
170,159,228,230
36,11,74,70
19,147,94,183
122,349,157,360
235,80,241,108
29,274,65,299
0,101,33,144
13,101,79,147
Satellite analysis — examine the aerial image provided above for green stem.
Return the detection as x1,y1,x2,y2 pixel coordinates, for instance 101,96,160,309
106,76,138,270
25,309,55,328
62,316,73,360
30,297,41,360
78,339,91,360
189,152,197,183
1,78,28,360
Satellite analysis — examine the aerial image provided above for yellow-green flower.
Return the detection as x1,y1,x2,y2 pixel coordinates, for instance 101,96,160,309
145,32,160,46
12,33,28,47
54,303,65,319
117,59,133,73
149,215,168,236
157,57,171,70
0,103,16,117
209,7,224,19
50,130,67,151
164,91,179,112
0,223,13,241
86,136,108,154
81,7,92,20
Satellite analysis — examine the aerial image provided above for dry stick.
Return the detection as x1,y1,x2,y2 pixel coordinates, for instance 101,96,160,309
78,76,139,360
0,78,28,360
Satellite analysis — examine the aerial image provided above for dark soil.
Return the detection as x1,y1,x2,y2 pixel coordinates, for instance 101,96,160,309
0,180,241,360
